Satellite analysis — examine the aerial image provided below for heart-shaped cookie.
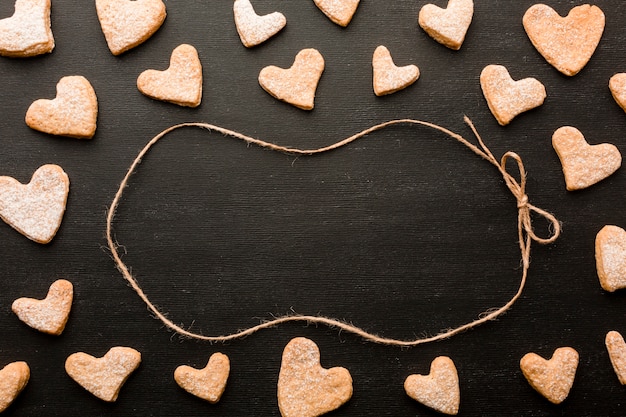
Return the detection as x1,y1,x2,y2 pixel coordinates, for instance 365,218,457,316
258,48,325,110
137,44,203,108
418,0,474,50
372,45,420,96
606,331,626,384
520,347,579,404
480,64,546,126
609,73,626,113
595,225,626,292
0,362,29,413
233,0,286,48
0,0,54,57
523,4,604,76
65,346,141,402
12,279,73,335
552,126,621,191
404,356,460,415
313,0,360,27
95,0,166,56
26,75,98,139
174,352,230,403
277,337,352,417
0,164,69,244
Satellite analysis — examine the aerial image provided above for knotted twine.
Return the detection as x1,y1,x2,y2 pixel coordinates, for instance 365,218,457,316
105,116,560,347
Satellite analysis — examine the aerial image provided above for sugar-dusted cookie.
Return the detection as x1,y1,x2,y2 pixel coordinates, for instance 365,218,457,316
606,331,626,385
277,337,352,417
313,0,360,27
552,126,621,191
520,347,579,404
174,352,230,403
609,73,626,113
65,347,141,402
480,64,546,126
372,45,420,96
0,164,69,244
95,0,166,56
12,279,73,335
259,48,325,110
137,44,203,107
26,75,98,139
418,0,473,50
404,356,460,415
0,0,54,57
523,4,604,76
596,225,626,292
0,362,29,412
233,0,286,48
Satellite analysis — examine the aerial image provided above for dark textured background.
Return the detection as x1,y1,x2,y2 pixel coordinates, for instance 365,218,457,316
1,1,626,415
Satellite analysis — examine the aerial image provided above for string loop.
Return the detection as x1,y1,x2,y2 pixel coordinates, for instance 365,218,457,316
106,117,561,347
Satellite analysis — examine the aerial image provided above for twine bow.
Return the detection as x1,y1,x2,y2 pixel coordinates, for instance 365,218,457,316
106,116,561,346
461,117,561,271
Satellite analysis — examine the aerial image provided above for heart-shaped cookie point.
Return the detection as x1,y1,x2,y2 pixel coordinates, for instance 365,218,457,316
174,352,230,403
595,225,626,292
480,64,546,126
372,45,420,96
137,44,203,108
233,0,286,48
609,73,626,113
520,347,579,405
0,164,69,244
26,75,98,139
0,0,54,57
418,0,474,50
313,0,360,27
259,48,325,110
552,126,621,191
0,362,29,413
606,331,626,384
523,4,604,76
95,0,166,56
12,279,73,335
65,347,141,402
404,356,460,415
277,337,352,417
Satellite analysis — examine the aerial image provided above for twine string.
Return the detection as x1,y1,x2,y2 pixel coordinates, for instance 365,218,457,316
105,117,560,347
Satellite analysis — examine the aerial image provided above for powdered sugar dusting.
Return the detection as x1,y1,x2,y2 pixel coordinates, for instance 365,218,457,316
258,48,325,110
404,356,460,415
596,225,626,292
137,44,203,107
419,0,474,50
233,0,286,48
277,337,353,417
523,4,604,76
0,0,54,57
65,347,141,402
520,348,579,405
313,0,360,27
12,279,73,335
0,164,69,244
174,353,230,403
372,45,420,96
606,331,626,385
26,75,98,139
480,64,546,126
0,362,30,412
552,126,621,191
96,0,166,55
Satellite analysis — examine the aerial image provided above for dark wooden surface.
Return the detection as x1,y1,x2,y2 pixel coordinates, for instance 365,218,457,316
2,1,626,415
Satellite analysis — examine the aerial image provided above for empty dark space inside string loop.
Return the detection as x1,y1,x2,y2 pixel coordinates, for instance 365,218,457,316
108,121,525,342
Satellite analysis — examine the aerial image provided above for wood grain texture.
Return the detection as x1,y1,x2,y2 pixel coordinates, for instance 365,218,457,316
1,1,626,415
